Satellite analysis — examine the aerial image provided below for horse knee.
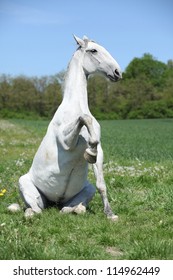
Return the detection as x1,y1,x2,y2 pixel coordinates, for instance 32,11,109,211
80,115,99,145
18,173,45,212
19,174,28,196
19,174,26,190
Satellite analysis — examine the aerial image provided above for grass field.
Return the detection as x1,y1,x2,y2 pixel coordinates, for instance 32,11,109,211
0,118,173,260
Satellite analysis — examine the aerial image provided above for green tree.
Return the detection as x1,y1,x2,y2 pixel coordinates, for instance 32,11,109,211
124,53,168,88
0,75,12,110
0,53,173,120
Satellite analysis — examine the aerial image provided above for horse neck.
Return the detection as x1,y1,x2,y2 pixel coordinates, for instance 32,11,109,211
62,51,90,113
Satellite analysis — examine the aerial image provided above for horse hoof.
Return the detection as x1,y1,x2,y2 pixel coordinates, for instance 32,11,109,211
60,206,74,214
24,208,35,218
74,203,86,214
84,149,97,164
7,203,21,212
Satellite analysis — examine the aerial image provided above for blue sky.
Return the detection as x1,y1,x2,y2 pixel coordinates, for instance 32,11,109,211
0,0,173,77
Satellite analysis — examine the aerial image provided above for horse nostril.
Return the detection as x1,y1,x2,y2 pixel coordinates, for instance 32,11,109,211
115,69,120,77
114,69,122,80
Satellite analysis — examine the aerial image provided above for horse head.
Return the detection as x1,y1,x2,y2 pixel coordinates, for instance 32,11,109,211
73,35,122,81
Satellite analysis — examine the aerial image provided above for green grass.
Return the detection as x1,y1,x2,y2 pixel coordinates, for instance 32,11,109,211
0,118,173,259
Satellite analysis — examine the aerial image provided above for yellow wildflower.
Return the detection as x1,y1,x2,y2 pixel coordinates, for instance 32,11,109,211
0,189,7,196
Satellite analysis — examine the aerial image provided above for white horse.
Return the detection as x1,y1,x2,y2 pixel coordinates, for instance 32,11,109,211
17,35,122,220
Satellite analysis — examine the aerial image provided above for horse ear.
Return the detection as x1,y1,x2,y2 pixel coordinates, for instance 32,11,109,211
73,35,85,48
83,35,89,41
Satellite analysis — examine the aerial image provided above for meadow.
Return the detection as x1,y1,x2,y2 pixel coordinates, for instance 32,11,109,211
0,118,173,260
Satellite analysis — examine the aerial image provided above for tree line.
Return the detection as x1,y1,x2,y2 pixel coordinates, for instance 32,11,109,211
0,53,173,120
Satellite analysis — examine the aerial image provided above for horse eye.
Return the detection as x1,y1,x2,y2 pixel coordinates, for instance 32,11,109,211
90,49,97,53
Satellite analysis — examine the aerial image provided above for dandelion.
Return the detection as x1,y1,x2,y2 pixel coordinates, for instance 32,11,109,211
0,189,7,196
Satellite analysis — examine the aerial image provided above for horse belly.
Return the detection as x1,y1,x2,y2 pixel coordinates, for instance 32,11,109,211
30,137,88,202
60,161,88,203
31,161,87,202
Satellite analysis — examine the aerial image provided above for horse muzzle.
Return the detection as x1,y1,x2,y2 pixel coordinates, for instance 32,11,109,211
107,69,122,82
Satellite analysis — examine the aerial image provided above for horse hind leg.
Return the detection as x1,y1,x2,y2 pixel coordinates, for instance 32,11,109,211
19,173,47,217
60,181,96,214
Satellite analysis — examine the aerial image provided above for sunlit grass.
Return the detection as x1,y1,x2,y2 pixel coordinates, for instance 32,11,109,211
0,118,173,259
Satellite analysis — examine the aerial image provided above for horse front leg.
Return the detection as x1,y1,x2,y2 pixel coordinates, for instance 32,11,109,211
58,114,99,163
60,117,84,149
93,143,118,221
79,115,99,164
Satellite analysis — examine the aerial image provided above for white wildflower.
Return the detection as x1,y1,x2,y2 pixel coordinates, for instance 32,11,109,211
104,159,165,178
15,158,25,167
0,139,4,146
